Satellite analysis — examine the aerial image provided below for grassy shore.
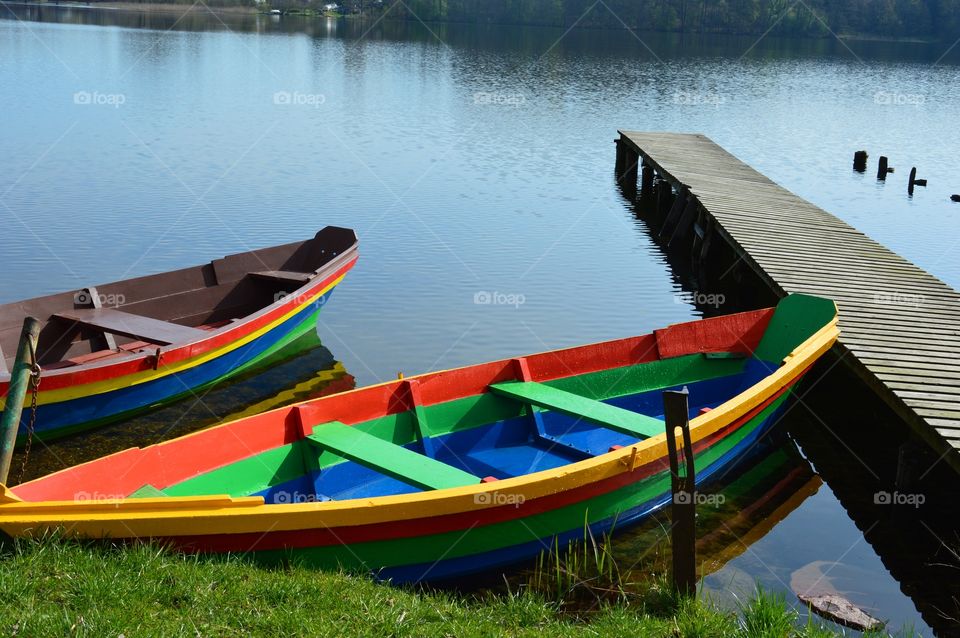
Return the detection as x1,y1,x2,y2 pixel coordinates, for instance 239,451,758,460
0,538,911,637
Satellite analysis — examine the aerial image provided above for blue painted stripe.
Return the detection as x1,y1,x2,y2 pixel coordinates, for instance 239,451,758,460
24,290,335,439
374,397,788,583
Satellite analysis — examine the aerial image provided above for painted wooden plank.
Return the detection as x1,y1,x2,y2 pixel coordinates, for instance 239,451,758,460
305,421,480,491
54,308,206,346
489,381,663,439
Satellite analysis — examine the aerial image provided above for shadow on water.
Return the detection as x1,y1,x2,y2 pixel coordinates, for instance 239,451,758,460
12,327,356,483
615,177,960,636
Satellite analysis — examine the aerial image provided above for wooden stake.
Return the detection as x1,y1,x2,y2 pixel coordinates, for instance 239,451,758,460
0,317,41,485
853,150,868,173
664,388,696,596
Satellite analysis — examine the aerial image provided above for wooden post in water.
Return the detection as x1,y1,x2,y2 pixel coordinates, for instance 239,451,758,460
621,143,639,199
908,168,927,195
664,388,696,596
640,161,655,203
0,317,41,485
877,156,889,181
656,178,674,225
853,150,868,173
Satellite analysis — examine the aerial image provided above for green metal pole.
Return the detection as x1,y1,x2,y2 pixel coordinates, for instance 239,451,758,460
0,317,41,485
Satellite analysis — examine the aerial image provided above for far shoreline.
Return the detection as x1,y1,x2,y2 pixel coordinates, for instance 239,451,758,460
3,2,948,44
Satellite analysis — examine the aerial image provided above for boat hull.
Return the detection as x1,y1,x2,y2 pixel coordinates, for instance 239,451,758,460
166,373,799,582
7,270,349,444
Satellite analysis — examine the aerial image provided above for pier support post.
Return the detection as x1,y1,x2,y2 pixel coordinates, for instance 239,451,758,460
665,388,696,596
655,178,674,225
0,317,41,485
617,142,639,200
667,198,699,248
640,162,655,203
659,185,689,237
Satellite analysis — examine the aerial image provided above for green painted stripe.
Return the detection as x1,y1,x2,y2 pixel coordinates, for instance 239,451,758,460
490,381,663,439
305,421,480,490
247,395,789,571
164,353,747,497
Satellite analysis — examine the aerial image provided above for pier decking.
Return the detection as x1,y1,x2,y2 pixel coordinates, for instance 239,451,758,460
616,131,960,472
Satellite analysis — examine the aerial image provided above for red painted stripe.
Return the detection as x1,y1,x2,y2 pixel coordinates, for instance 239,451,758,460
654,308,773,359
4,256,357,394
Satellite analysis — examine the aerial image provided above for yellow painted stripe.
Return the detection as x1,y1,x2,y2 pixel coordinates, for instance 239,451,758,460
0,317,839,538
1,276,344,409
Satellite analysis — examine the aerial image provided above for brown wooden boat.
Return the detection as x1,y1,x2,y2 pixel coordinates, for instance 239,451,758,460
0,226,359,442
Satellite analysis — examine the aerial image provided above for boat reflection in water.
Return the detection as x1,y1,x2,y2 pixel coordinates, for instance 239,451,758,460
603,434,821,582
14,328,355,483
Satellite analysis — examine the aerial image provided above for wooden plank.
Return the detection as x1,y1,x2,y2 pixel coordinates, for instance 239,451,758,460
305,421,480,491
54,308,206,346
490,381,663,439
0,343,7,375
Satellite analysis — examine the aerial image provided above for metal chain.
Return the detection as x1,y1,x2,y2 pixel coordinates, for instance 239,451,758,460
16,349,41,485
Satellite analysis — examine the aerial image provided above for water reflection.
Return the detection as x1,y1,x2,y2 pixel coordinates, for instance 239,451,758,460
15,328,355,482
6,4,960,65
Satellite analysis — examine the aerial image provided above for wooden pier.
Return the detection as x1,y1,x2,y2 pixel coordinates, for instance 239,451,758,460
616,131,960,473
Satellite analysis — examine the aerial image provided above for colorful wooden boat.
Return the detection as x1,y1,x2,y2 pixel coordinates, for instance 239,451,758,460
0,227,358,443
0,294,838,583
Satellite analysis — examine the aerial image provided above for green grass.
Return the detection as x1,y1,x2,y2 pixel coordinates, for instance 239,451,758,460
0,538,908,637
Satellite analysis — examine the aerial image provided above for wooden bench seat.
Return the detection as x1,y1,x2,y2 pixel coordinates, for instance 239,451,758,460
489,381,663,439
250,270,313,285
305,421,481,491
54,308,206,346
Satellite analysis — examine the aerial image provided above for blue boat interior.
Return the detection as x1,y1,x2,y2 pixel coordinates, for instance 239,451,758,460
253,359,776,504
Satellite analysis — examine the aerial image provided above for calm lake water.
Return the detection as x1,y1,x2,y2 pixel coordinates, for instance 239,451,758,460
2,6,960,635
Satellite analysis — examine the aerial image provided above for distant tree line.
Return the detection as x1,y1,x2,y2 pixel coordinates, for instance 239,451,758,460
381,0,960,38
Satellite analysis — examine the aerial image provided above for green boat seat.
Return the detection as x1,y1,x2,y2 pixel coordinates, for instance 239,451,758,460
489,381,663,439
305,421,481,491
